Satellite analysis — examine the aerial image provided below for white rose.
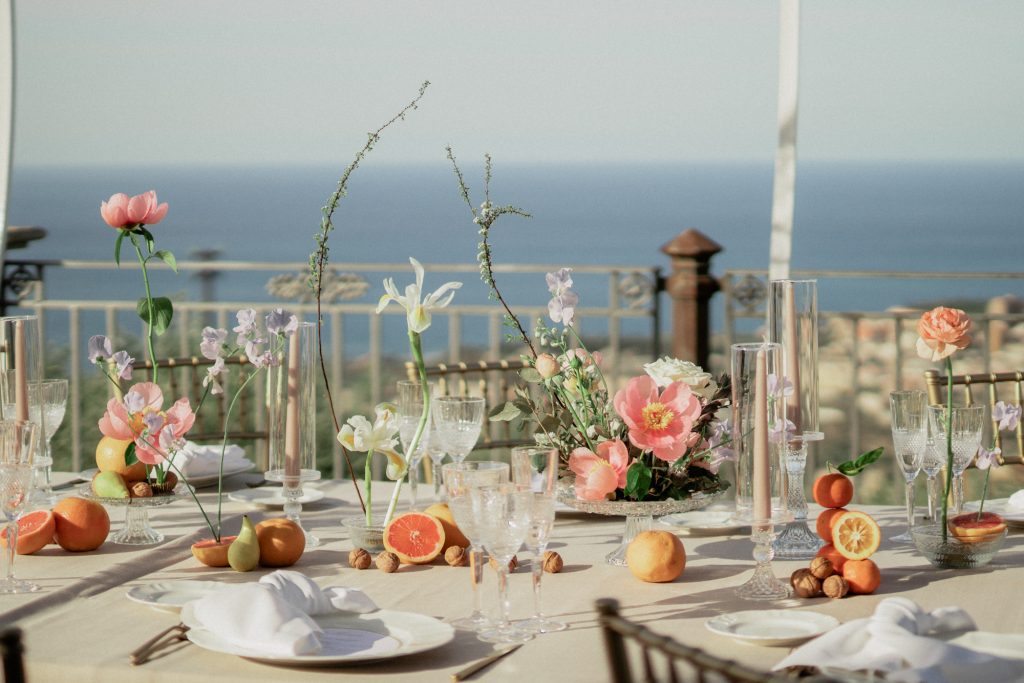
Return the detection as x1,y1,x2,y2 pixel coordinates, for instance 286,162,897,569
642,357,715,398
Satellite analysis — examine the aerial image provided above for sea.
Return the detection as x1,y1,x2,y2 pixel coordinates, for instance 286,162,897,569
7,161,1024,359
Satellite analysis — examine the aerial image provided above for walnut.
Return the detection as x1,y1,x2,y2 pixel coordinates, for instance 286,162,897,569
823,575,849,599
542,550,563,573
790,568,814,587
375,551,400,573
445,546,469,567
488,554,518,572
129,481,153,498
809,557,835,580
348,548,371,570
793,572,822,598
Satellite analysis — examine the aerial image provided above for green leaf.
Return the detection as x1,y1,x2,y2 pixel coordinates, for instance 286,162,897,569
138,227,156,254
519,368,543,384
137,296,174,335
113,231,126,267
625,461,652,500
836,447,884,476
488,402,521,422
153,250,178,273
124,442,138,467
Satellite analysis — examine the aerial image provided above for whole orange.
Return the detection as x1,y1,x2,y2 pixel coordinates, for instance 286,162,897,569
815,542,847,573
96,436,148,482
815,507,847,542
842,558,881,594
52,497,110,552
625,530,686,583
813,473,853,508
424,503,469,551
255,518,305,567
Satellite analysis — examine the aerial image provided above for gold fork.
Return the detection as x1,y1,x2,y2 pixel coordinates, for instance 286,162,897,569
129,623,190,665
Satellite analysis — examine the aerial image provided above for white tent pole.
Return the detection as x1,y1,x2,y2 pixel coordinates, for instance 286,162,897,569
0,0,13,271
768,0,800,281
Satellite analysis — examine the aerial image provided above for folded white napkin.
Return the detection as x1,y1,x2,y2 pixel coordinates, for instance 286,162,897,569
774,597,1024,683
186,570,378,656
170,440,249,478
1006,489,1024,512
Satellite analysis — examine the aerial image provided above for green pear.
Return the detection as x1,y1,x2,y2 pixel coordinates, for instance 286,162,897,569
91,471,129,499
228,516,261,572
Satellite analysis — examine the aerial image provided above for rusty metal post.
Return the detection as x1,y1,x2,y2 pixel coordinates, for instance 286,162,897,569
661,229,722,369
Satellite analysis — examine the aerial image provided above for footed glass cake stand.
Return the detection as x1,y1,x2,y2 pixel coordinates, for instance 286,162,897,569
557,485,726,566
79,483,189,545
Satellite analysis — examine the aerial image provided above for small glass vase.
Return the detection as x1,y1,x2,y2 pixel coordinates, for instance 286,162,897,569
341,516,386,552
911,523,1007,569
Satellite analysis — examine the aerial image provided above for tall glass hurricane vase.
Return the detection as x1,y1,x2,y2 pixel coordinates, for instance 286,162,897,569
889,391,926,542
0,317,47,463
266,321,321,547
0,419,40,594
768,279,823,559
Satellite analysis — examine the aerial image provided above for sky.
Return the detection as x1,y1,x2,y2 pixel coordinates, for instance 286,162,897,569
10,0,1024,167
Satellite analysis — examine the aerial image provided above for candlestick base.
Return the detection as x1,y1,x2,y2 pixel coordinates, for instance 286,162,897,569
773,521,823,560
772,441,823,559
266,468,322,548
736,525,791,601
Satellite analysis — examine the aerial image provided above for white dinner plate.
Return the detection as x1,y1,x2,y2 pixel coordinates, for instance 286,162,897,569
228,487,326,507
659,510,750,536
127,581,223,613
181,606,455,665
77,461,255,488
963,499,1024,527
705,610,839,646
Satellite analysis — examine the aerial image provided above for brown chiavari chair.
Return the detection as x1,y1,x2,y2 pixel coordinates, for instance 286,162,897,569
924,369,1024,465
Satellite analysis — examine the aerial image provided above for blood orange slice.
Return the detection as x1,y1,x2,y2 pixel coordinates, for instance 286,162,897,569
948,511,1006,543
383,512,446,564
831,510,881,560
0,510,56,555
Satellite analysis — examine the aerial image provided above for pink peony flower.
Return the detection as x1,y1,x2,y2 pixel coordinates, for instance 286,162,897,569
98,382,194,465
101,190,168,230
916,306,971,362
568,440,630,500
613,375,703,463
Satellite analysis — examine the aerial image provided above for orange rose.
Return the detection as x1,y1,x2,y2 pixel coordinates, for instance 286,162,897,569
916,306,971,361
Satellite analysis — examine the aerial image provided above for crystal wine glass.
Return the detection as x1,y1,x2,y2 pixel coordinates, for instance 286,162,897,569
431,397,485,465
474,482,534,645
442,461,509,631
0,419,40,594
397,380,432,510
28,380,68,508
889,391,926,542
511,446,566,634
928,404,984,514
921,434,944,521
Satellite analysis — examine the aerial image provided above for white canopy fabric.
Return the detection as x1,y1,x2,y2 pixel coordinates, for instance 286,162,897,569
0,0,13,270
768,0,800,281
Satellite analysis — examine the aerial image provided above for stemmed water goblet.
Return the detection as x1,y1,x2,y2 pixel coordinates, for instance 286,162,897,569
928,404,984,514
889,391,926,542
921,435,944,521
397,380,433,510
28,380,68,508
474,482,534,644
442,461,509,631
0,419,40,594
510,446,567,634
431,396,485,466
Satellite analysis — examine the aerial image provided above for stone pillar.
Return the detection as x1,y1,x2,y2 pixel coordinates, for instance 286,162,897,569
661,228,722,369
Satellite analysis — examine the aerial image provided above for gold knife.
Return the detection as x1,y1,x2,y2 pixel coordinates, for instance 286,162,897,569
450,644,523,681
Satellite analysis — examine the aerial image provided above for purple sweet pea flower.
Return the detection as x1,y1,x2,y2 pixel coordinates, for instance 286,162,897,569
111,350,135,380
87,335,113,363
233,308,259,345
203,357,226,395
769,418,796,443
546,268,579,326
123,388,146,414
265,309,298,336
143,412,165,434
992,401,1021,432
200,327,228,360
767,373,794,399
976,446,1002,470
159,428,185,456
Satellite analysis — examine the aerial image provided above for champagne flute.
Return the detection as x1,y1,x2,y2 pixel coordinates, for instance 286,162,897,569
431,397,485,465
397,380,432,511
442,461,509,631
29,380,68,507
929,405,984,514
511,447,567,634
921,434,944,520
889,391,926,542
0,419,40,594
474,482,534,645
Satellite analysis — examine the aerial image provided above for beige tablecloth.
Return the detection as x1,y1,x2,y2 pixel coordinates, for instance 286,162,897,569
6,475,1024,682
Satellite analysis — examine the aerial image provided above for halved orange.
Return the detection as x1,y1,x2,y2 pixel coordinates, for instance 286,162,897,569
0,510,56,555
815,507,847,542
383,512,446,564
831,510,881,560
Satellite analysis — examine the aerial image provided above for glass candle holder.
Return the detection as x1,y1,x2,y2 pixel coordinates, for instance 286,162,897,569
266,321,321,547
0,316,47,465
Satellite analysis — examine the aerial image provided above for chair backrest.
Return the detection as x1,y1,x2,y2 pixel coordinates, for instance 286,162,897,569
405,359,536,451
595,599,819,683
130,356,269,468
0,627,25,683
924,369,1023,464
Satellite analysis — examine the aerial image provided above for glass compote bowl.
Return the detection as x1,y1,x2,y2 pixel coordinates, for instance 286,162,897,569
80,482,190,545
442,461,509,631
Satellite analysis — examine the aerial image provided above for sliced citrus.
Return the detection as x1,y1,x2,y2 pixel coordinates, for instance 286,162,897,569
383,511,445,564
831,510,881,560
191,536,237,567
815,507,847,542
0,510,56,555
948,511,1007,543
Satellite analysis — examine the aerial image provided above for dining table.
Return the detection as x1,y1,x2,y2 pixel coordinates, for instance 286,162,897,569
4,471,1024,683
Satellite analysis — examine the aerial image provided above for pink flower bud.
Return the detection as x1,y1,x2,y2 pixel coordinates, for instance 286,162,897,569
535,353,560,379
